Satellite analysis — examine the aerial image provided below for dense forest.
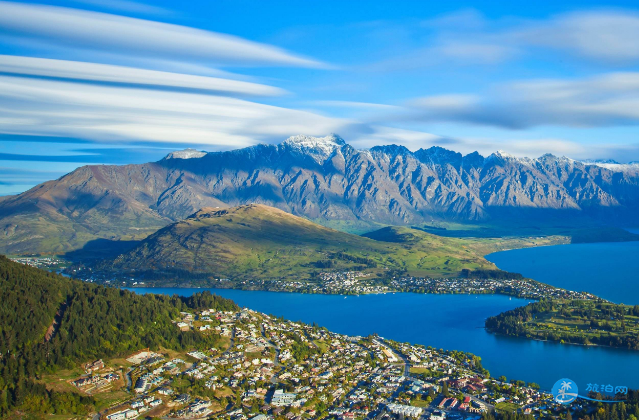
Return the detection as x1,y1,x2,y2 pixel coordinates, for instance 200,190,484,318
485,299,639,350
0,255,238,417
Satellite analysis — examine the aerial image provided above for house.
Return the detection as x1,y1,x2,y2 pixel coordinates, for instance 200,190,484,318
177,322,189,331
133,378,149,393
107,412,126,420
386,403,423,418
149,399,162,407
85,359,105,373
123,409,138,419
157,386,173,395
174,394,191,404
431,410,446,420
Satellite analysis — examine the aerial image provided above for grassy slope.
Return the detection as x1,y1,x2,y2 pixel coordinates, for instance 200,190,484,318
1,211,163,256
106,204,568,282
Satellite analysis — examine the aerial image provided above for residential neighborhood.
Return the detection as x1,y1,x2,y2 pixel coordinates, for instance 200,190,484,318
67,307,571,420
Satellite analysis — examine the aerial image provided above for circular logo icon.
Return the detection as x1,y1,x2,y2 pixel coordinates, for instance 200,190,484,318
553,378,579,404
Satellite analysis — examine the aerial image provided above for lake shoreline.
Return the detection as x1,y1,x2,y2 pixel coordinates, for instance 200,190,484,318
486,240,639,305
127,286,639,390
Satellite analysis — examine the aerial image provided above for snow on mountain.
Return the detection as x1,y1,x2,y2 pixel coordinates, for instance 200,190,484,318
581,159,639,172
164,148,207,160
281,134,346,162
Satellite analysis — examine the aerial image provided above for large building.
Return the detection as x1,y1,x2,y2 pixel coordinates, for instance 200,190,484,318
270,389,297,407
386,403,423,418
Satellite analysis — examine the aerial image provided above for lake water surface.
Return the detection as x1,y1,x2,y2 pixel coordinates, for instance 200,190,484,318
487,241,639,304
130,287,639,391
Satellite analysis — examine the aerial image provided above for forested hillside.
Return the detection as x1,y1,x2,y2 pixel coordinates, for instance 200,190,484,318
0,255,238,417
485,299,639,350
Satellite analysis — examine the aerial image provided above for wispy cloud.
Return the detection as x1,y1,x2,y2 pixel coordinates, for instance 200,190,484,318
0,1,327,68
366,9,639,71
513,10,639,64
402,73,639,129
0,75,350,146
0,55,287,96
310,100,401,110
70,0,171,16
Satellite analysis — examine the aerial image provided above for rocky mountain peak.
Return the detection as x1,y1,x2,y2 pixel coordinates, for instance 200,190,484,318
494,150,517,159
581,159,620,165
370,144,412,157
163,148,207,160
282,134,345,151
415,146,463,167
281,134,347,163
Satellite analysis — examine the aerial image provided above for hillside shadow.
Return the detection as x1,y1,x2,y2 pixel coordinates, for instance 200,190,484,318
63,238,141,261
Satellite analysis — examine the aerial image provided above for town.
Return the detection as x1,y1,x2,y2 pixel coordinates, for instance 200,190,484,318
58,307,582,420
59,263,601,303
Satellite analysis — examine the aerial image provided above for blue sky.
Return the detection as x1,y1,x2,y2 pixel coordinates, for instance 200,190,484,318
3,0,639,195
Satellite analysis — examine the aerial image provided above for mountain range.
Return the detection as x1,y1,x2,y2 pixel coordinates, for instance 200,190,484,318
2,134,639,254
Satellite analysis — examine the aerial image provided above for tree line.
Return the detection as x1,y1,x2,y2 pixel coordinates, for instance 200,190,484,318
0,255,238,417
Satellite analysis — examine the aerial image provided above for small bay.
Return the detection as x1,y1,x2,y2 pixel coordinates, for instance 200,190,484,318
486,241,639,304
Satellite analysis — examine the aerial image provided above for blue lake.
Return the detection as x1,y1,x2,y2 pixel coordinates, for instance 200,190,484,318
487,241,639,304
129,287,639,391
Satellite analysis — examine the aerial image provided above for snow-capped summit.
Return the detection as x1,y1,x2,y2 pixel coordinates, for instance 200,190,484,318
281,134,346,162
484,149,520,165
494,150,517,159
163,148,207,160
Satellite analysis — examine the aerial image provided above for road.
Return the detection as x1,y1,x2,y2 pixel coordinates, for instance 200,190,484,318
374,339,410,377
222,326,236,355
125,367,132,391
260,322,281,384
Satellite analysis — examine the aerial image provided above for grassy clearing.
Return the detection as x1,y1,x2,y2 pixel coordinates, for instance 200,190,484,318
496,402,521,413
409,367,432,375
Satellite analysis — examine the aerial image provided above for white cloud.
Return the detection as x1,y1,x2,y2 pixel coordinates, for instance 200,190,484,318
0,76,349,146
0,55,286,96
0,1,326,68
459,137,587,158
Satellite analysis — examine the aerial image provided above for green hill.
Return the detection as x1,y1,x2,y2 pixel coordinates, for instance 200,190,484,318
0,255,237,417
100,204,565,283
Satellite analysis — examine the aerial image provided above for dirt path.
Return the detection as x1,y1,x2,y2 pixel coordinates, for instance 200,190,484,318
44,301,68,342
